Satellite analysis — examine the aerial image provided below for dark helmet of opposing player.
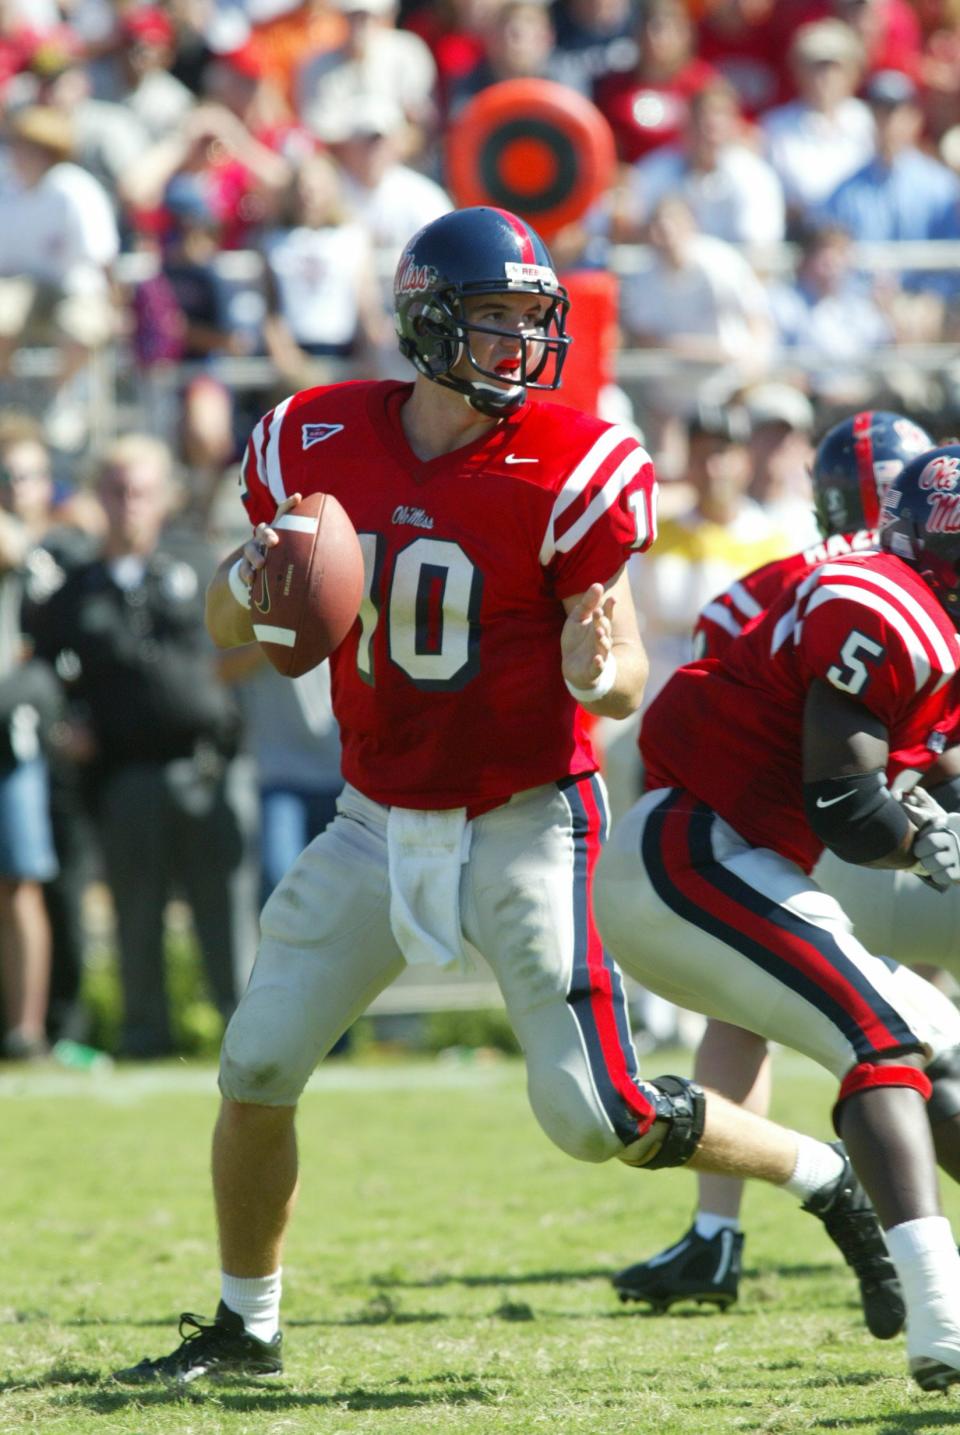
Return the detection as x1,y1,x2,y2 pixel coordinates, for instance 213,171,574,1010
880,444,960,626
393,206,571,418
812,410,933,536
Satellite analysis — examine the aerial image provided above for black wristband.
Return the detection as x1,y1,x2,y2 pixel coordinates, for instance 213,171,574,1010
803,769,912,864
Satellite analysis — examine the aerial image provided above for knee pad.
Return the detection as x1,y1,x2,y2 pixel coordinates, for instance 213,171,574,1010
619,1075,706,1169
926,1043,960,1125
833,1058,933,1132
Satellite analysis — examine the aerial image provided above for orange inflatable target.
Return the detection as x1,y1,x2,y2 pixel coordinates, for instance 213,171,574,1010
446,79,616,238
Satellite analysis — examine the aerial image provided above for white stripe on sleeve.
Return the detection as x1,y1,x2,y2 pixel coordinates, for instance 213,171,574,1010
539,427,647,564
264,394,295,507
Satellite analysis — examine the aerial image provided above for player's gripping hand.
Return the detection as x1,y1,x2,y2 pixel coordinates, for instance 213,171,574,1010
237,492,303,589
902,786,960,891
561,582,615,697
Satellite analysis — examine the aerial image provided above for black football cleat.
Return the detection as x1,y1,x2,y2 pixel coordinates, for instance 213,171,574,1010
802,1142,905,1340
612,1224,743,1313
910,1355,960,1393
112,1301,283,1385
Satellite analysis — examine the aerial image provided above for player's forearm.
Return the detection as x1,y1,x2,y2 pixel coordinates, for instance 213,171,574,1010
575,638,648,720
205,550,257,649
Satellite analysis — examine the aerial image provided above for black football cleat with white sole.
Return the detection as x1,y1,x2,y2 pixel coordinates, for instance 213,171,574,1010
612,1224,743,1313
802,1142,905,1340
112,1301,283,1384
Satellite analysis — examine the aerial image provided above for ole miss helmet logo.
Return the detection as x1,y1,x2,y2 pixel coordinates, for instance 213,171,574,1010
395,256,439,294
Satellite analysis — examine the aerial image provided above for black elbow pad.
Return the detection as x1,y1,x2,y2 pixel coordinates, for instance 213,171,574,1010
803,769,911,864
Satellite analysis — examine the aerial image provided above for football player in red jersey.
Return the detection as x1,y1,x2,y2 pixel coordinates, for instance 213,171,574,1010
114,209,900,1385
595,443,960,1392
613,410,951,1327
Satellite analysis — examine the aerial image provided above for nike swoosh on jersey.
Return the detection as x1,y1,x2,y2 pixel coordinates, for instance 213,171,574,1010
504,454,538,465
815,790,856,808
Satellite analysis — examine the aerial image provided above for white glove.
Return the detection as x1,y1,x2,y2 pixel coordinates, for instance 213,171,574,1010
903,787,960,891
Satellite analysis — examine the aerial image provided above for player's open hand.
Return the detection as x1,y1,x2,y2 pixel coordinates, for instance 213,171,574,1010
238,493,303,587
561,582,615,693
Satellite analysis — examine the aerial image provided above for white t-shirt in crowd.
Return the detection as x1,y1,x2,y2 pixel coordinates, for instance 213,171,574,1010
0,162,119,289
341,165,452,301
263,221,374,347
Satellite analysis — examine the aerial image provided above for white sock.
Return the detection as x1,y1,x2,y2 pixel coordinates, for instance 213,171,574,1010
885,1217,960,1366
694,1212,740,1239
220,1269,282,1343
782,1134,845,1201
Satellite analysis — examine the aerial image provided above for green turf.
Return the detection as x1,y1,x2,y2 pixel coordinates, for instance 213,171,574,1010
0,1048,957,1434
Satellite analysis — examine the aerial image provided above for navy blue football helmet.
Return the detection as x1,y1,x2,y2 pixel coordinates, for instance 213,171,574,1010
880,444,960,625
393,206,570,417
812,410,932,536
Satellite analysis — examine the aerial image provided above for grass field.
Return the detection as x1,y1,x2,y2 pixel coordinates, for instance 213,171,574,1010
2,1047,959,1435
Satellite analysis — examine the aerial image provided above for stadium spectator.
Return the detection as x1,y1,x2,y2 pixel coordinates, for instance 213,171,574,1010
117,71,293,251
112,204,903,1389
402,0,496,121
0,415,101,1051
740,380,819,541
818,68,960,306
112,7,196,140
297,0,437,158
0,415,62,1060
593,0,719,164
619,195,772,457
550,0,638,93
819,0,923,82
23,39,153,201
760,19,874,227
629,404,791,711
918,0,960,144
618,77,786,249
0,104,118,453
766,222,896,406
448,0,580,111
313,96,451,362
694,0,793,117
29,435,258,1060
261,151,390,389
198,0,348,112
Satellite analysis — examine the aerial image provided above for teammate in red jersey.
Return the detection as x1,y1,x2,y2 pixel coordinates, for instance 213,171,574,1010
693,410,932,663
113,210,901,1386
614,410,952,1325
595,443,960,1392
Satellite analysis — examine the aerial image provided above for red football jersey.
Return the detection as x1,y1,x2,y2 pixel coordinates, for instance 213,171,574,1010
643,550,960,872
693,528,877,660
242,380,657,811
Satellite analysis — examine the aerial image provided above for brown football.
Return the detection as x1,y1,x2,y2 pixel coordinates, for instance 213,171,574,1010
249,491,365,677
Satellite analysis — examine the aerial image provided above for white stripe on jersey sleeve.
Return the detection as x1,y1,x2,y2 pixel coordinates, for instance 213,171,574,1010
245,415,268,498
804,585,933,691
264,394,295,507
700,600,745,641
726,579,764,623
813,562,959,685
544,448,649,562
539,427,648,564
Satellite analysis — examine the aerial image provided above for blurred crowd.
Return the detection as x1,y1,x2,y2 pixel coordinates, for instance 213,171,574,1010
0,0,959,1060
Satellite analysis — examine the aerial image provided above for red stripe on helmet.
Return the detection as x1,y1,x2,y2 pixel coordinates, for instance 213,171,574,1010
489,206,537,264
852,410,880,526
